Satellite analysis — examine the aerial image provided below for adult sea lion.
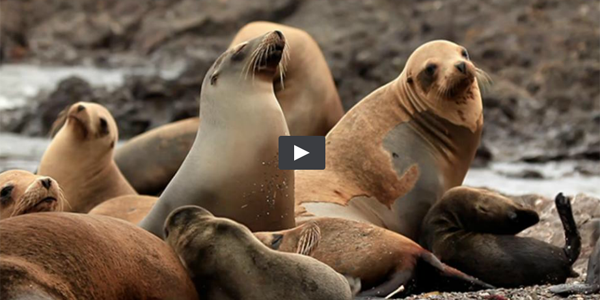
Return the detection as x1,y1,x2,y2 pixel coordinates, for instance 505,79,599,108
164,205,354,300
38,102,136,213
550,219,599,295
295,40,488,240
254,217,494,297
139,31,295,237
420,187,581,288
89,195,157,224
0,213,198,300
115,21,344,195
0,170,65,219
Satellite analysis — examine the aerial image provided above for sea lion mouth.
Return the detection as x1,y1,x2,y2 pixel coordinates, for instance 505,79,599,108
67,115,89,138
244,31,289,84
23,197,57,214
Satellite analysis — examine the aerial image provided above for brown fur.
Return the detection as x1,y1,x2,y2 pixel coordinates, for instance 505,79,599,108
164,206,353,300
295,40,486,240
421,187,580,288
0,170,66,219
116,21,344,195
255,217,493,297
0,213,198,300
89,195,157,224
38,102,136,213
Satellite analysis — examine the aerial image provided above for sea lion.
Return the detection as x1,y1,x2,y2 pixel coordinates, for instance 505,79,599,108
116,21,344,196
38,102,136,213
164,205,354,300
294,40,488,240
420,187,581,288
89,195,157,224
0,213,198,300
0,170,65,219
139,31,295,237
254,217,494,297
550,219,599,295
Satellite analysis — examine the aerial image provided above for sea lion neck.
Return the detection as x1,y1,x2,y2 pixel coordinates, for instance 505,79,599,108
420,201,466,250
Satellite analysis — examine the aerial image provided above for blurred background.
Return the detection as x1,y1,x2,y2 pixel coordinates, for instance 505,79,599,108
0,0,599,196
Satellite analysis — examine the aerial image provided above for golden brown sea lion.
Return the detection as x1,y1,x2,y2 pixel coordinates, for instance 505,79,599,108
89,195,157,224
295,40,488,240
164,205,354,300
38,102,136,213
115,21,344,195
420,187,581,288
255,217,493,297
0,170,65,219
139,31,295,237
0,213,198,300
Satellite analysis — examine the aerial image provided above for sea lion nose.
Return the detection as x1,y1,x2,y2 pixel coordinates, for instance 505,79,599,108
274,30,284,39
77,105,85,112
455,62,467,74
41,178,52,190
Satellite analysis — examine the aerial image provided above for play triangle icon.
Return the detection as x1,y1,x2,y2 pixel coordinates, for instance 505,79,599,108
294,145,310,161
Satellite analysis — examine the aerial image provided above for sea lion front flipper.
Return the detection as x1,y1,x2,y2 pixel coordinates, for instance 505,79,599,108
418,252,495,292
549,283,599,296
357,270,411,297
296,221,321,256
555,193,581,264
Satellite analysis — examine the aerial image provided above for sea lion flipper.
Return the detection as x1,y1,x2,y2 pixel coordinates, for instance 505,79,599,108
296,221,321,256
357,270,411,297
418,252,495,291
555,193,581,264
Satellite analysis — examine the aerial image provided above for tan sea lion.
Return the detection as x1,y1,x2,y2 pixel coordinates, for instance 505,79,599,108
295,40,488,240
38,102,136,213
89,195,157,224
0,170,65,219
255,217,494,297
420,187,581,288
0,212,198,300
139,31,295,237
164,205,354,300
116,21,344,195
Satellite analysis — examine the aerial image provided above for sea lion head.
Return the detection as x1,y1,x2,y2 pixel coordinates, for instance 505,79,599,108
202,30,289,91
255,220,322,256
164,205,257,269
50,102,119,155
401,40,489,132
0,170,66,219
441,187,539,234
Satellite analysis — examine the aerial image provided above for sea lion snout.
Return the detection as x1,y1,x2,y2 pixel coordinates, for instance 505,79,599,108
455,61,467,74
40,177,52,189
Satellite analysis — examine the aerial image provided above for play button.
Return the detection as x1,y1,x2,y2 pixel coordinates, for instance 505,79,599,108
294,145,310,161
279,136,325,170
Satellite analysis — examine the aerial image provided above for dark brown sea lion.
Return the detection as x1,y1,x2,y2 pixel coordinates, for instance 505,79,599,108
0,170,65,219
295,40,489,240
0,212,198,300
420,187,581,288
38,102,136,213
115,21,344,196
139,31,295,237
254,217,494,297
164,205,354,300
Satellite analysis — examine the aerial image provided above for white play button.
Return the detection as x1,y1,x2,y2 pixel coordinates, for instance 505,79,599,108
293,145,310,161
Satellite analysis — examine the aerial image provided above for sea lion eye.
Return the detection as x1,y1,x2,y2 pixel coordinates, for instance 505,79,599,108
271,234,284,249
1,185,13,204
99,118,109,135
425,64,437,76
461,49,469,60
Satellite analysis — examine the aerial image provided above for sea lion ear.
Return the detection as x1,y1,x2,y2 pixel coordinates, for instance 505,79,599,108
296,221,321,256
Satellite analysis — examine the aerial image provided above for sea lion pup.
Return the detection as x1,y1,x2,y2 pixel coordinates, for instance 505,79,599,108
0,213,198,300
38,102,136,213
89,195,157,223
254,217,494,297
164,205,354,300
295,40,489,240
139,31,296,237
116,21,344,196
0,170,65,219
420,187,581,288
550,219,599,295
